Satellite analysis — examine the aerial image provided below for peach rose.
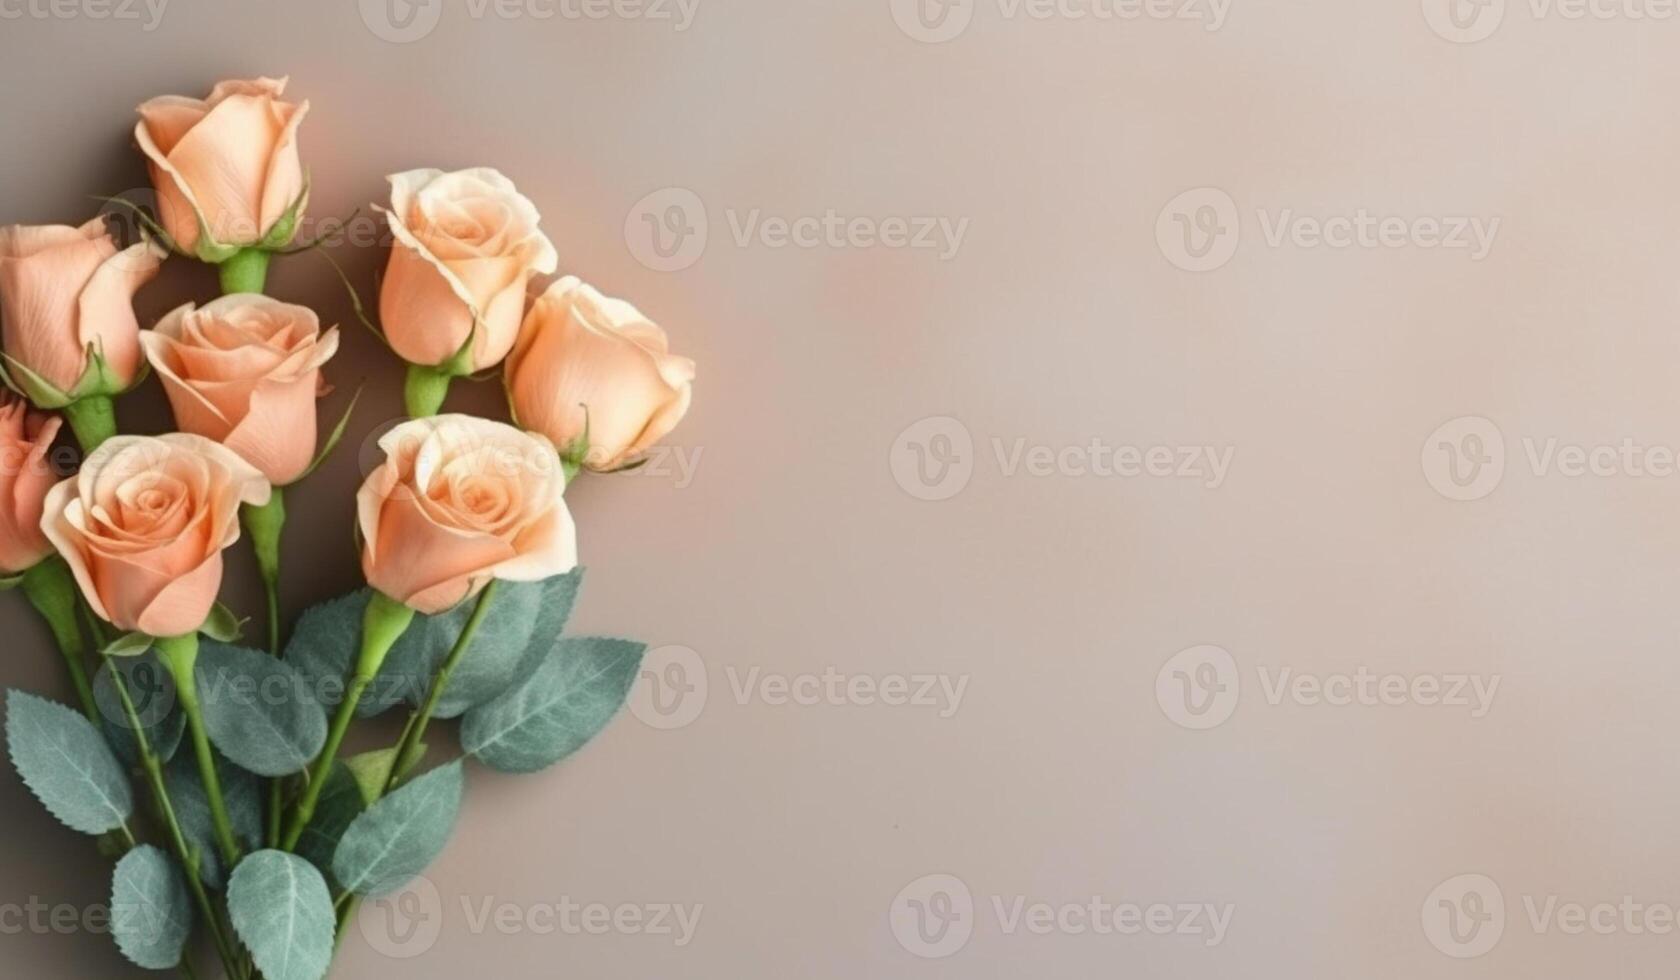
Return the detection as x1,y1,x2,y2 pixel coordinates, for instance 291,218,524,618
41,434,270,637
0,220,164,400
358,415,576,615
377,168,557,372
507,277,695,470
135,76,310,259
0,395,63,574
140,295,339,487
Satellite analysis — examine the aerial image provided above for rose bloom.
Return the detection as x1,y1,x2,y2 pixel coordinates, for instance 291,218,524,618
377,168,557,372
0,220,164,397
507,277,695,470
41,434,270,637
358,415,576,615
141,295,339,487
135,76,309,254
0,395,63,574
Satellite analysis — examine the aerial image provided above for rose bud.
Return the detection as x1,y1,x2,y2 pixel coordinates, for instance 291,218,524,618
141,295,340,487
376,168,557,415
135,77,309,259
358,415,576,615
0,221,164,409
507,276,695,472
0,394,63,575
40,434,271,637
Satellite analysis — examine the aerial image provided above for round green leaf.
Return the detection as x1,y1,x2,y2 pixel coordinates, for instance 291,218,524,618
5,690,132,835
197,643,328,776
333,761,464,897
461,637,646,774
227,850,335,980
111,845,191,969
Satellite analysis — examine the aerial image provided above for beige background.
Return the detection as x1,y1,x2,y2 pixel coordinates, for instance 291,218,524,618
3,0,1679,976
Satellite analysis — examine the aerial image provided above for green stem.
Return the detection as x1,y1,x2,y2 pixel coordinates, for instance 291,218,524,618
334,893,362,948
156,634,241,869
403,363,453,418
281,592,415,850
241,490,286,657
101,649,244,978
18,556,96,720
62,396,117,453
385,581,499,792
240,490,288,851
217,247,271,295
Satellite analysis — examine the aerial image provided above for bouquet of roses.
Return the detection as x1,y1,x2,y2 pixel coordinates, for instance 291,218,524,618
0,76,695,979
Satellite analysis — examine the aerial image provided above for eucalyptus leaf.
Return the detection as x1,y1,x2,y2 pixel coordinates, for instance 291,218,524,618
166,751,262,888
197,642,327,777
110,845,191,969
227,850,335,980
5,690,132,835
333,761,464,897
93,654,184,766
460,637,645,774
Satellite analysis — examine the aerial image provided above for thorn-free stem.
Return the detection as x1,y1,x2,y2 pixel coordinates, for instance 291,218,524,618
217,247,271,295
404,362,453,418
101,647,244,978
281,591,415,850
62,395,117,452
156,632,242,868
386,581,499,792
18,556,97,721
241,489,286,657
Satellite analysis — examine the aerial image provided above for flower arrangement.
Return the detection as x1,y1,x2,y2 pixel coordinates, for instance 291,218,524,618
0,75,694,979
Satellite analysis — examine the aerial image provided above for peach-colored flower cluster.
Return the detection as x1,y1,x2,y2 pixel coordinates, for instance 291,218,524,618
2,75,696,980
